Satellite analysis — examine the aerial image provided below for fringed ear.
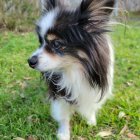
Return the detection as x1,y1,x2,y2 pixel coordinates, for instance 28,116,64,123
104,0,115,14
40,0,57,13
78,0,115,30
80,0,115,15
58,0,82,11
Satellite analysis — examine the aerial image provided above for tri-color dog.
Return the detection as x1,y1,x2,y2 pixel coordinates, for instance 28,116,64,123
28,0,114,139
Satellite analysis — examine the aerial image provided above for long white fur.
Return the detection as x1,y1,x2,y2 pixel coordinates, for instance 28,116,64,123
37,8,59,37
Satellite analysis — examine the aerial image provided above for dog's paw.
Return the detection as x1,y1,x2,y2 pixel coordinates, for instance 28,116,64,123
57,133,70,140
87,118,97,126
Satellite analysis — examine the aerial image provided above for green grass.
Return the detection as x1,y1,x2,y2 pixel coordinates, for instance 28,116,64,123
0,24,140,140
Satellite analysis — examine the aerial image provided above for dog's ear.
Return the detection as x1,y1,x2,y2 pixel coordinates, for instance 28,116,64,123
41,0,57,12
78,0,115,28
80,0,115,15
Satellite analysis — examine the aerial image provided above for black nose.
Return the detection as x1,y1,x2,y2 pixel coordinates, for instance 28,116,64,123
28,56,38,68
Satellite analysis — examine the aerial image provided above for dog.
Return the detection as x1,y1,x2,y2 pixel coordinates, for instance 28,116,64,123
28,0,114,139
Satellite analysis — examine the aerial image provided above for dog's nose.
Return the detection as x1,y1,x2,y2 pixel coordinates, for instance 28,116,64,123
28,56,38,68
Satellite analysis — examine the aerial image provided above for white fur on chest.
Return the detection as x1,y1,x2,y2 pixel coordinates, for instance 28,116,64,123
58,65,108,116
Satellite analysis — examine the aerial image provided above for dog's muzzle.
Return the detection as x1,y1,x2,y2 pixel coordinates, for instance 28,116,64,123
28,55,38,69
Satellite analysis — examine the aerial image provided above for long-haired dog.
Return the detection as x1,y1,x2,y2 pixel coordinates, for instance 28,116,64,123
28,0,114,139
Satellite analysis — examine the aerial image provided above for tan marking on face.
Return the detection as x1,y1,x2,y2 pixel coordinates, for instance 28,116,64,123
43,47,62,63
47,34,58,41
44,48,58,57
41,47,85,72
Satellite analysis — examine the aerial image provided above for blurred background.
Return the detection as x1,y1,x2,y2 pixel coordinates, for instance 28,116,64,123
0,0,140,32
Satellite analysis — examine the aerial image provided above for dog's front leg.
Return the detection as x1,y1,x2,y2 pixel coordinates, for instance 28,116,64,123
51,99,72,140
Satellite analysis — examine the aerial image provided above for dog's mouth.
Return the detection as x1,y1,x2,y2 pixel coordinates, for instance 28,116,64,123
29,64,36,69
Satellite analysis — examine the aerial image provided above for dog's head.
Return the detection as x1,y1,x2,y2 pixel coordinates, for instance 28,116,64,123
28,0,114,89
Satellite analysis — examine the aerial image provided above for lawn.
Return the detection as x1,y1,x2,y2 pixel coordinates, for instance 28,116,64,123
0,23,140,140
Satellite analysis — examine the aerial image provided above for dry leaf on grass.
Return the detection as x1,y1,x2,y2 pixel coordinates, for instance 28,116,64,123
20,93,26,99
20,81,27,89
17,81,27,89
14,137,25,140
127,133,138,139
97,131,113,138
125,80,134,87
120,125,128,135
118,111,126,119
26,136,38,140
23,77,32,80
27,115,40,123
77,136,87,140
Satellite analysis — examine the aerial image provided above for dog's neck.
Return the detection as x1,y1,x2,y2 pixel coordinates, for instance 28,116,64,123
58,64,89,101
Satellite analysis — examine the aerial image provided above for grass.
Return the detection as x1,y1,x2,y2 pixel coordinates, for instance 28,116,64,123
0,0,39,31
0,23,140,140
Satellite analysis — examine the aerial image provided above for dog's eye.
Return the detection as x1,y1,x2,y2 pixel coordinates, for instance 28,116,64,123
52,40,63,49
54,40,60,48
50,40,66,56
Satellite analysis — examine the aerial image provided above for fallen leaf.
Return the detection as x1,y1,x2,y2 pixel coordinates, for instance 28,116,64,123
20,93,26,99
27,115,40,123
120,125,128,135
118,111,126,119
97,131,113,138
125,80,134,87
127,133,138,139
14,137,25,140
77,136,87,140
18,81,27,89
26,136,38,140
23,77,32,80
